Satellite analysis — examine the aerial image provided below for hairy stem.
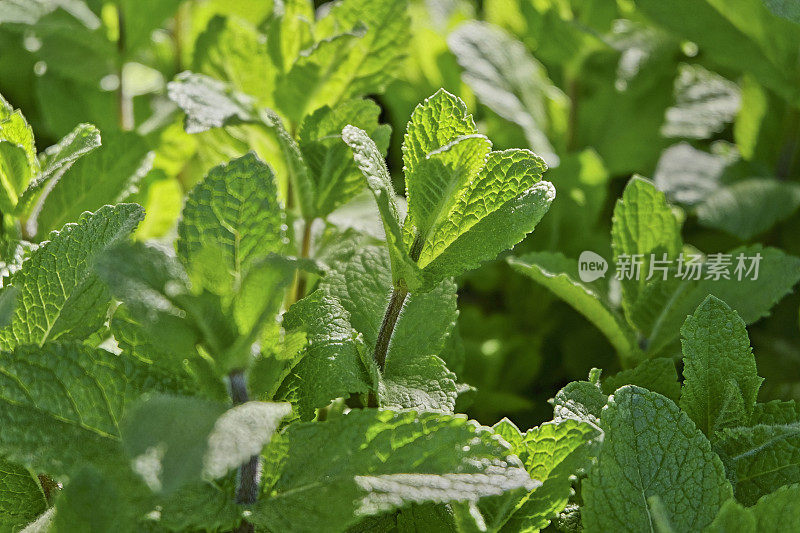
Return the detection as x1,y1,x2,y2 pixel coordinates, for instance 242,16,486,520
229,370,259,525
293,219,313,303
373,286,409,372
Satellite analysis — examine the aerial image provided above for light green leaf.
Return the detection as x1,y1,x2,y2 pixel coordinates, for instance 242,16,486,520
177,152,286,295
342,124,420,290
277,0,410,123
33,131,152,237
0,204,144,350
0,342,133,478
118,0,182,53
602,358,681,403
500,420,600,532
680,296,762,437
611,176,683,319
509,252,639,361
320,245,459,412
696,179,800,240
14,123,101,219
252,409,536,533
0,458,47,533
298,98,391,217
0,94,37,212
193,15,277,107
448,21,565,166
167,72,256,134
264,0,314,75
582,386,732,532
122,395,290,493
277,291,371,420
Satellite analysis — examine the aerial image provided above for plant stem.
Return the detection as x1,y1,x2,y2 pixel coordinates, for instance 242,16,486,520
372,286,409,372
293,219,313,303
229,370,259,531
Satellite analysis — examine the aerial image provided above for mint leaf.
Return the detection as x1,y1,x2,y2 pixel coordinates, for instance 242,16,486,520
448,21,565,166
582,386,732,532
749,483,800,530
0,204,144,350
0,287,17,328
661,64,740,140
32,131,153,237
0,95,37,212
122,395,290,492
14,123,101,220
167,72,256,134
602,358,681,403
0,458,47,532
501,420,600,532
0,342,132,478
696,179,800,240
551,379,607,429
704,499,755,533
611,176,683,320
177,152,286,295
714,406,800,505
298,99,391,217
252,409,535,533
319,245,459,412
509,252,640,361
193,15,276,107
680,296,763,437
342,124,421,290
277,291,371,420
277,0,410,124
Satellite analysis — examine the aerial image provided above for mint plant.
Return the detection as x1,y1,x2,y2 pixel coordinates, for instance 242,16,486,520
2,0,800,531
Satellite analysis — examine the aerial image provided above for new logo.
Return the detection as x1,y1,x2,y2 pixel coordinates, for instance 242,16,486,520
579,251,608,282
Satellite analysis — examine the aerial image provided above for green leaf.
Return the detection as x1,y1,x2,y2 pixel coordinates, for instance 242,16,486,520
14,123,101,220
661,64,741,140
32,131,152,237
680,296,762,437
0,204,144,350
0,342,132,478
611,176,683,319
122,395,290,493
342,125,420,290
277,291,371,420
749,483,800,530
509,252,640,361
602,358,681,403
118,0,182,53
582,386,732,532
0,287,17,328
251,409,536,533
696,179,800,240
418,154,554,287
177,152,286,295
319,245,459,412
277,0,410,124
264,0,314,75
0,458,47,533
260,109,316,219
193,15,277,107
298,98,391,217
0,95,37,212
501,420,600,532
714,404,800,505
551,379,607,429
54,466,124,533
763,0,800,23
448,21,565,165
704,499,755,533
167,72,256,134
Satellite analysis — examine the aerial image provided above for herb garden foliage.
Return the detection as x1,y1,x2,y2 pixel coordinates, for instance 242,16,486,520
1,1,800,533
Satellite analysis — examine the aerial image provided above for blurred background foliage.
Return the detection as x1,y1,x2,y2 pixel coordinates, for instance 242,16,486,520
2,0,799,429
